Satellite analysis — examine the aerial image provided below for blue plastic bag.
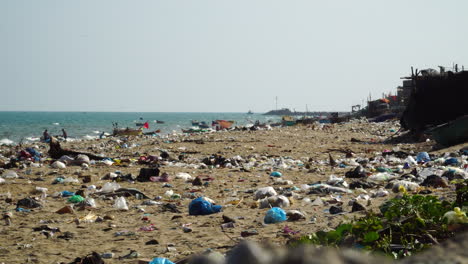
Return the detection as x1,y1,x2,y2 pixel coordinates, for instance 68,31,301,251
444,157,459,166
264,207,287,224
270,171,282,177
149,258,175,264
189,197,222,216
416,152,430,163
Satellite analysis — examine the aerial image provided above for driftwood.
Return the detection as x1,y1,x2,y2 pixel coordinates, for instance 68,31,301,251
48,137,107,160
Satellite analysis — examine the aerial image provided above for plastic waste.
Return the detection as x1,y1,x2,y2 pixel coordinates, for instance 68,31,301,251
270,171,282,177
149,258,175,264
51,161,66,169
416,152,430,163
114,196,129,211
308,183,353,194
405,156,418,166
101,182,121,193
264,207,287,224
258,195,290,209
68,195,85,203
62,177,79,184
444,207,468,224
444,157,460,166
188,197,222,215
175,172,193,181
254,187,277,200
0,178,5,184
2,170,18,178
367,173,398,182
61,191,75,197
391,180,420,193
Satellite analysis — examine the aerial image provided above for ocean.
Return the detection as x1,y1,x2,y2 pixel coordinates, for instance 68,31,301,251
0,112,280,144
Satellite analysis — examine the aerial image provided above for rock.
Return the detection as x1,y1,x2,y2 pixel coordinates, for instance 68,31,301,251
345,166,367,178
240,229,259,237
145,239,159,245
222,215,236,223
56,205,74,214
17,197,42,208
286,210,306,221
421,175,449,188
329,206,343,214
351,201,366,212
192,176,203,186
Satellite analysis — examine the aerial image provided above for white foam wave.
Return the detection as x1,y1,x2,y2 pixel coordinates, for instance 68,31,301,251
0,138,15,145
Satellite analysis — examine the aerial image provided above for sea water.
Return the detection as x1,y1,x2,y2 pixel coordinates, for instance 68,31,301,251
0,112,280,144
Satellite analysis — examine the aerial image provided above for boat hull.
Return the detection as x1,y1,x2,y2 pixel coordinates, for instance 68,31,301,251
429,115,468,146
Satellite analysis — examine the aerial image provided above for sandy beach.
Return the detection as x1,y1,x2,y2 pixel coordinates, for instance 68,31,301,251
0,121,466,264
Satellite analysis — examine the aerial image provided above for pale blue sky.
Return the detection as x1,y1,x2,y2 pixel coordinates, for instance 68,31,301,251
1,0,467,112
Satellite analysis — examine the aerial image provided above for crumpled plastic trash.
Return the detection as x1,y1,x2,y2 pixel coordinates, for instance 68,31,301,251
264,207,287,224
444,207,468,224
270,171,282,177
100,182,121,193
367,173,398,182
175,172,193,181
416,152,431,163
114,196,129,211
258,195,290,209
188,197,222,216
51,161,66,169
68,195,85,203
149,258,175,264
254,187,277,200
2,170,18,178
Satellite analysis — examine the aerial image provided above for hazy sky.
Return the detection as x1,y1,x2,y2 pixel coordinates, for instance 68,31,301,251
1,0,467,112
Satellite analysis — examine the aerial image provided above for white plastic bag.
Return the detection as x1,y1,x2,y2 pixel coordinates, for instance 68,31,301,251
254,186,277,200
100,182,120,193
114,196,128,211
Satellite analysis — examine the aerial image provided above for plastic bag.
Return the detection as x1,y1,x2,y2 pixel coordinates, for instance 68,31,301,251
259,195,290,209
2,170,18,178
264,207,287,224
114,196,129,211
149,258,175,264
68,195,85,203
254,187,277,200
188,197,222,215
51,161,66,169
101,182,120,193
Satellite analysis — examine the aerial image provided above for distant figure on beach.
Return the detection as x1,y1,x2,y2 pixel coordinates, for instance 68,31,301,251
62,129,68,139
43,129,50,142
99,131,105,139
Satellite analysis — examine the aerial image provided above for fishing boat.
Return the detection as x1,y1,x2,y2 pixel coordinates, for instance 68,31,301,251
198,121,210,128
427,115,468,146
182,128,210,134
113,127,143,136
191,120,200,126
247,110,254,114
282,116,296,126
214,120,234,129
156,120,165,124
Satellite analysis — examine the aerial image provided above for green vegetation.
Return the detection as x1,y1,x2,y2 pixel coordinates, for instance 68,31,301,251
289,182,468,259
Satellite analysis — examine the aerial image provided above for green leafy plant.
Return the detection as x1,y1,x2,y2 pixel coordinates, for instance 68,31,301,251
289,193,460,259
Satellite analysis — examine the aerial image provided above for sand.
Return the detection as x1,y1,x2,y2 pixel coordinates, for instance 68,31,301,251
0,121,465,263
